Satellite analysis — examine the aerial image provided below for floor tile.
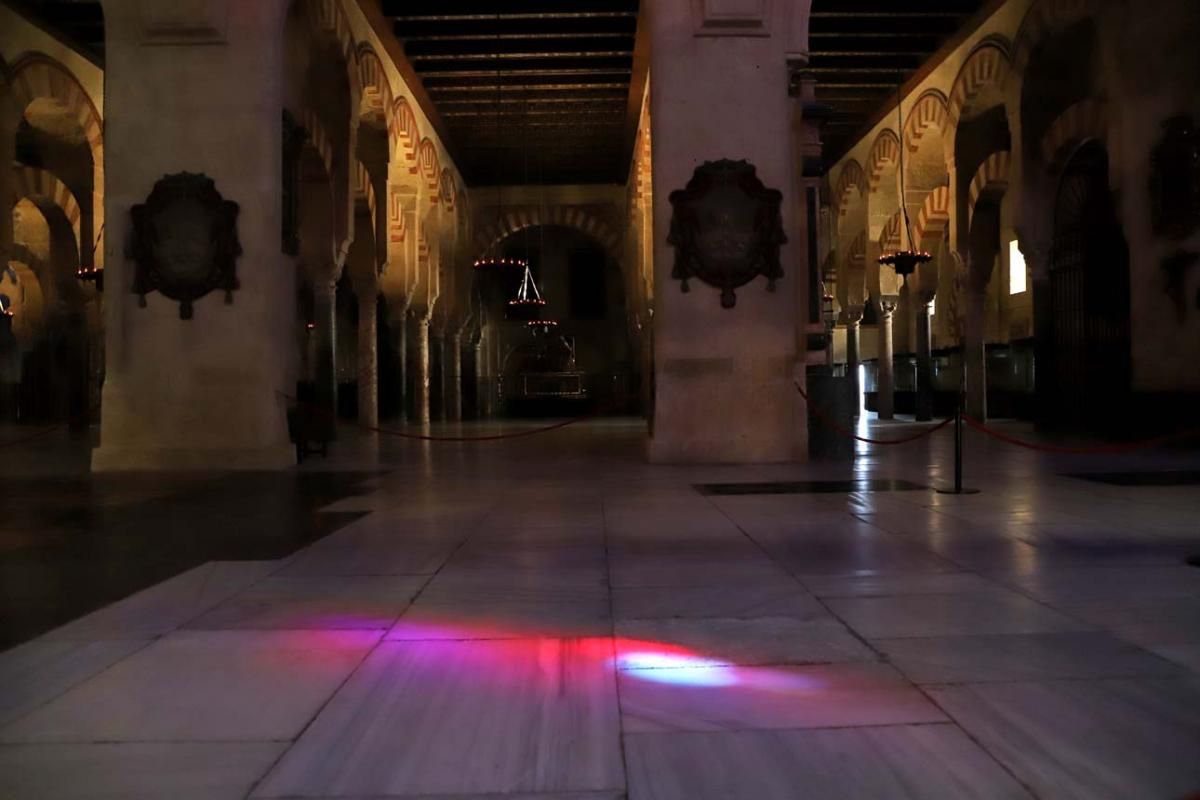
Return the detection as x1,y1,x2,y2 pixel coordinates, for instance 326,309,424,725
826,591,1090,639
613,581,826,620
277,531,462,576
254,639,624,797
616,617,874,667
618,662,945,733
389,599,612,640
0,639,148,727
186,575,426,630
0,630,380,742
0,742,286,800
877,631,1183,683
41,561,281,641
624,726,1033,799
609,557,790,588
930,678,1200,800
803,571,1007,598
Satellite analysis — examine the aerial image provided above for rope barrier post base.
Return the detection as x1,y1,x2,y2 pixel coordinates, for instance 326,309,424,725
937,379,979,495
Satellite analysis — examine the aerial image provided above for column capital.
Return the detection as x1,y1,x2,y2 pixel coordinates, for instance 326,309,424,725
877,296,899,316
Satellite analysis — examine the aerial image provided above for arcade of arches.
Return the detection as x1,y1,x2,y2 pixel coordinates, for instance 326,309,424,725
2,0,1195,470
4,2,1200,798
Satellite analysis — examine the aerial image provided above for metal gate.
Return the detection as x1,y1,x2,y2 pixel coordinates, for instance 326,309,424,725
1047,140,1132,430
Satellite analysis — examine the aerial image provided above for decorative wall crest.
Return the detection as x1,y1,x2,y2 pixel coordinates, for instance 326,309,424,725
667,159,786,308
131,172,241,319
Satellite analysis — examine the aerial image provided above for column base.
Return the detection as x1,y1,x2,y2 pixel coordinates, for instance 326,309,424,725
91,444,296,472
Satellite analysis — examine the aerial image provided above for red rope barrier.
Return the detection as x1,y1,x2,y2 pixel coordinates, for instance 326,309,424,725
278,392,594,443
962,414,1200,455
795,382,953,446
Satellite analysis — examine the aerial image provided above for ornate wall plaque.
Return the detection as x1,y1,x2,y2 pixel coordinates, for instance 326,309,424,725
668,159,786,308
1149,114,1200,242
131,172,241,319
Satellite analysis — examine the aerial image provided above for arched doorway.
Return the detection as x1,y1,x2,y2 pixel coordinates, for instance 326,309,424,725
474,225,640,420
1042,140,1131,430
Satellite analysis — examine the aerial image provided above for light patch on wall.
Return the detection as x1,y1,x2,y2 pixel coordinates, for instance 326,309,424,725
1009,240,1027,295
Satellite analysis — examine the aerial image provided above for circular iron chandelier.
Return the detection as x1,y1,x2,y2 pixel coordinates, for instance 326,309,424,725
878,84,933,278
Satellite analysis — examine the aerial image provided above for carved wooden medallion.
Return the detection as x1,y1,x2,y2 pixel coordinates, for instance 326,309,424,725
131,172,241,319
668,159,786,308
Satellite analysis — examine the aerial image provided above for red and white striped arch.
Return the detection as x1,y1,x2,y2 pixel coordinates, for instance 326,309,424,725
947,40,1011,128
391,97,420,170
865,130,900,193
298,108,335,180
10,54,103,266
902,90,949,153
416,138,441,201
833,159,866,217
879,210,903,252
11,165,82,254
1012,0,1094,76
475,205,622,262
439,169,457,212
1040,99,1108,165
352,160,377,229
914,185,951,248
967,151,1011,228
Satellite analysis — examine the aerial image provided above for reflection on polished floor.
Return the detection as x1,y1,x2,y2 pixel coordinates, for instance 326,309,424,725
2,418,1200,799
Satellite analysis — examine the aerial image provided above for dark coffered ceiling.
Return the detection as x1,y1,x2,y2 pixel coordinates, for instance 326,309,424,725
12,0,994,181
5,0,105,62
383,0,640,186
805,0,993,167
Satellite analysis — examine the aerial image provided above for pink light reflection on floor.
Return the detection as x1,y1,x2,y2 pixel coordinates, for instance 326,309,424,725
287,613,829,694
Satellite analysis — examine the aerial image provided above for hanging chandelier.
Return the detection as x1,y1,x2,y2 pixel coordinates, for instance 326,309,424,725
473,255,526,271
878,84,932,278
526,319,558,333
507,261,546,320
75,225,105,291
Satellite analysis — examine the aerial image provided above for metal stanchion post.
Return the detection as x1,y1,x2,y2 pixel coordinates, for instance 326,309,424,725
938,370,978,494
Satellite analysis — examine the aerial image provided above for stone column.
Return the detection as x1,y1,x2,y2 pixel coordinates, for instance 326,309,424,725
915,296,934,421
390,307,407,420
647,0,811,463
964,284,988,420
877,297,898,420
473,338,486,419
411,315,431,424
312,277,339,428
428,331,445,421
845,307,863,416
357,290,378,428
0,100,15,274
93,0,296,470
447,332,463,422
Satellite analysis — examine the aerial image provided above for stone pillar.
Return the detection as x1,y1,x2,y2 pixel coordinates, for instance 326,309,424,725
647,0,811,463
312,278,338,426
877,298,898,420
390,307,408,420
446,331,463,422
845,307,863,416
429,332,445,421
915,297,934,421
93,0,295,470
411,315,431,424
473,338,486,419
357,291,378,428
964,285,988,421
0,100,15,273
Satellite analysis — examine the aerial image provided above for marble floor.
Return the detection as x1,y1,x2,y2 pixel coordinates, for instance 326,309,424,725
2,417,1200,799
